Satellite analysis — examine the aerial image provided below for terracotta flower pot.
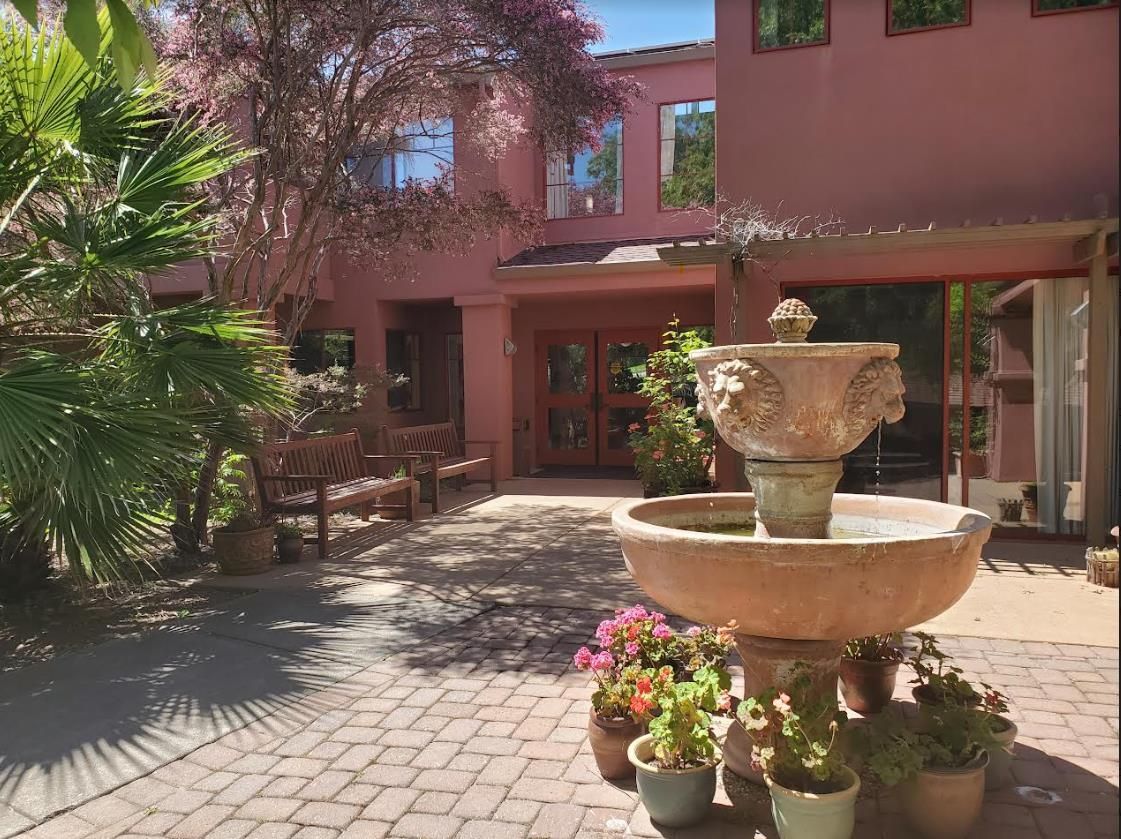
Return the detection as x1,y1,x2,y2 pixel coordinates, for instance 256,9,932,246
985,715,1018,790
212,526,275,576
587,710,642,780
627,733,720,828
897,752,988,839
839,658,899,714
723,719,765,785
766,765,861,839
276,534,304,564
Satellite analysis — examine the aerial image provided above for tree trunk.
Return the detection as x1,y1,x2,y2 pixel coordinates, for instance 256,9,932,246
170,483,198,553
191,440,224,546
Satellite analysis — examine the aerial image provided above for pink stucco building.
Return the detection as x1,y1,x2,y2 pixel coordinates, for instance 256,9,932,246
156,0,1120,544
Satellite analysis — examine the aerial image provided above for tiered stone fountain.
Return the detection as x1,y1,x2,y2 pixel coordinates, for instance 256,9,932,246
612,299,992,779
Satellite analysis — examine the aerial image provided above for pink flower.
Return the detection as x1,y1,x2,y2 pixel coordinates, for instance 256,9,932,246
773,693,792,714
651,612,665,624
625,642,640,657
590,651,614,672
652,624,672,639
686,626,703,637
717,691,733,712
573,647,593,670
627,422,642,432
652,451,663,461
695,430,707,439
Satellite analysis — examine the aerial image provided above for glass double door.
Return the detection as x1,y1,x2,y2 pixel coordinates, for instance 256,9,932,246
536,329,658,466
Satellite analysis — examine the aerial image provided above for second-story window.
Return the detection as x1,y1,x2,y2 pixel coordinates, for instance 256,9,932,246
346,117,454,190
659,100,716,210
546,118,623,219
291,329,356,374
889,0,969,33
755,0,829,51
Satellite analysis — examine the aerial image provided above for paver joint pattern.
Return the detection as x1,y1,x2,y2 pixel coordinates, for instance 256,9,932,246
15,607,1121,839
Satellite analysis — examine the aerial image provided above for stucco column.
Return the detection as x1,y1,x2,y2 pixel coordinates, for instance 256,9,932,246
456,294,515,480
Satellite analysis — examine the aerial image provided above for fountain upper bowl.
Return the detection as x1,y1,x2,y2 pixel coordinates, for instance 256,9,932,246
690,343,904,461
612,492,991,640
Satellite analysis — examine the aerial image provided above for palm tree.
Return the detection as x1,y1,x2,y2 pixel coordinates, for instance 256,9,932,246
0,13,290,596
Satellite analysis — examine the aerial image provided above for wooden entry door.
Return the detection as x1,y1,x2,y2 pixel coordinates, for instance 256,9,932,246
535,328,659,467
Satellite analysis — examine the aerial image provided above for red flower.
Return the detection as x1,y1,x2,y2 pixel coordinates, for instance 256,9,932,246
636,675,653,695
629,694,650,715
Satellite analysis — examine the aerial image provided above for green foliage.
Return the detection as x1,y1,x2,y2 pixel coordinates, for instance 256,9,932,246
907,632,980,704
844,633,904,663
660,109,715,210
857,703,997,785
643,666,731,770
628,320,715,495
0,13,289,588
7,1,156,88
738,666,850,792
756,0,826,49
890,0,968,31
274,522,302,539
1036,0,1114,9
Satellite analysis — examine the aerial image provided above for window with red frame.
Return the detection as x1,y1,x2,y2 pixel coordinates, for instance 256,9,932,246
1034,0,1116,12
889,0,970,33
659,100,715,210
755,0,828,51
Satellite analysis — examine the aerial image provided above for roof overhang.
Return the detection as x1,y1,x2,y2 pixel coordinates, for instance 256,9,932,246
495,256,707,280
657,218,1120,266
594,40,715,70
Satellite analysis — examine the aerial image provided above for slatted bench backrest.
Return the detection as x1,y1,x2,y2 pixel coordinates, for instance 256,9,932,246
382,422,463,459
254,430,367,504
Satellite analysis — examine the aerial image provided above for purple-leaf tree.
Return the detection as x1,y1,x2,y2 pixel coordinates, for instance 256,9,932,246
155,0,638,541
159,0,639,337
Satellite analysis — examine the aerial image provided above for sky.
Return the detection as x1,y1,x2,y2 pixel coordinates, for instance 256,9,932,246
585,0,715,54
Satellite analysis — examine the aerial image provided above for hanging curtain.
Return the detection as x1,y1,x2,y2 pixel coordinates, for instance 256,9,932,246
1032,277,1088,534
1104,275,1120,533
545,150,569,219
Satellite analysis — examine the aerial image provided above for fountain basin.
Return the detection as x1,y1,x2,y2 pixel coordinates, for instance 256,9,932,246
691,343,904,461
612,492,991,640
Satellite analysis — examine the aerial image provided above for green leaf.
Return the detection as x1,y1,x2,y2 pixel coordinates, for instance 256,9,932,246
62,0,100,68
9,0,37,25
104,0,141,88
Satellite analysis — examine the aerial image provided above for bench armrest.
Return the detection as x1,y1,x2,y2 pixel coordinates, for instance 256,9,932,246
364,454,418,478
406,450,445,456
259,474,331,482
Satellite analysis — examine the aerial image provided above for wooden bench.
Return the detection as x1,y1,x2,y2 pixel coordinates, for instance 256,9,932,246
251,429,418,558
381,422,497,514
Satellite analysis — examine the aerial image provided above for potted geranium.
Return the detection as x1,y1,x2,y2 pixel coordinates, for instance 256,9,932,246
907,633,1016,790
572,647,644,779
275,522,304,564
739,669,859,839
627,665,730,827
859,703,996,839
839,633,903,714
670,622,736,680
628,320,716,497
594,603,678,670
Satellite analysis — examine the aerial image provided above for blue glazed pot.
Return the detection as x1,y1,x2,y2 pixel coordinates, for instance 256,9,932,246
627,734,720,828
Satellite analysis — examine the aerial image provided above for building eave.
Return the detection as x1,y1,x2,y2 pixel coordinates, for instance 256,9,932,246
495,257,710,280
657,218,1121,265
594,40,715,69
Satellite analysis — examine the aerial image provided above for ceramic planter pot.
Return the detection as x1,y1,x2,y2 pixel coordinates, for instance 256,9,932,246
627,733,720,828
587,710,642,780
897,752,988,839
276,534,304,564
766,765,861,839
212,526,275,575
985,715,1018,790
839,658,899,714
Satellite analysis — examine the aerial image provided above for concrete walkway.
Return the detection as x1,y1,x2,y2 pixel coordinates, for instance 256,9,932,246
1,479,1117,838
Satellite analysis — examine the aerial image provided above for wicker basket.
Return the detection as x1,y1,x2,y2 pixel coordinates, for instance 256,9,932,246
1086,547,1119,588
212,526,276,576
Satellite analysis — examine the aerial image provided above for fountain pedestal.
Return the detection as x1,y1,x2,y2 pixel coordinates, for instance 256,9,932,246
744,460,843,539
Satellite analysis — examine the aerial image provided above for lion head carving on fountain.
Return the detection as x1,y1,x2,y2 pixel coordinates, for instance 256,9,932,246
701,358,784,445
842,358,906,439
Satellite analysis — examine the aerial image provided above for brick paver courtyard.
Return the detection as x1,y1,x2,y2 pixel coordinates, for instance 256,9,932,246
15,605,1119,839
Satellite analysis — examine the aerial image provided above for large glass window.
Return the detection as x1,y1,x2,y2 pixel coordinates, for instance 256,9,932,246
659,100,716,210
346,117,454,190
755,0,828,51
546,119,623,219
889,0,970,33
386,330,421,411
291,329,355,373
1034,0,1117,13
967,278,1090,536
